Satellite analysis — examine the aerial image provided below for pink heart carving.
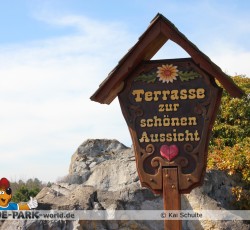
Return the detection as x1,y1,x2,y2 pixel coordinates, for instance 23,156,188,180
160,144,179,161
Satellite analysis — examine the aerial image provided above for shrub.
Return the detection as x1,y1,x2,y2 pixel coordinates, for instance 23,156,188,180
208,75,250,210
10,178,44,203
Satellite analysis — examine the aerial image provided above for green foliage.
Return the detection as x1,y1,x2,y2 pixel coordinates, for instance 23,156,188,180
211,77,250,146
134,73,157,83
10,178,44,203
46,181,52,187
12,186,40,203
208,75,250,209
178,71,200,82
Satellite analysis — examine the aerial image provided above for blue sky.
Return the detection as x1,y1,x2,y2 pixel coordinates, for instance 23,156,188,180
0,1,249,182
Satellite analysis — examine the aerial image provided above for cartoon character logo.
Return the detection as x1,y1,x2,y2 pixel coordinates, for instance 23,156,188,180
0,177,38,210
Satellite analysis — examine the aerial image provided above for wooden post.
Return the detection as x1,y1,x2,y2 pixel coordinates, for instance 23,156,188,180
163,167,181,230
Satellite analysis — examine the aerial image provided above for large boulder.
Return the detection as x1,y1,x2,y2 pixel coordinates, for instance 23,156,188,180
68,139,130,185
1,139,249,230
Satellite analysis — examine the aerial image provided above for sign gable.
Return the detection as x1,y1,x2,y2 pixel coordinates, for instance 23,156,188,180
91,13,244,104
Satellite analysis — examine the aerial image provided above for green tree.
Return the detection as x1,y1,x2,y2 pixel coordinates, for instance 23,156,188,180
12,186,40,203
208,75,250,209
10,178,44,203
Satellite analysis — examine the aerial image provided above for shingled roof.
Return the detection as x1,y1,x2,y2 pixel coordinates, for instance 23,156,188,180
91,13,244,104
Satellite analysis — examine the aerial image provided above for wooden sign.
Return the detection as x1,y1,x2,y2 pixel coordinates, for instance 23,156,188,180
118,58,222,194
90,14,244,230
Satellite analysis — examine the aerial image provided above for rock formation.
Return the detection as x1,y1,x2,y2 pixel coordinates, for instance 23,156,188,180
1,139,249,230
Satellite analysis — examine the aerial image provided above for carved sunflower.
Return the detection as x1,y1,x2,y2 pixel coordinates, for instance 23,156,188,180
156,64,178,83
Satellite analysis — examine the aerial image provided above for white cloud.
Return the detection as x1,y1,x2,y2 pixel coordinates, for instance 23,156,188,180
0,15,134,182
202,40,250,77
